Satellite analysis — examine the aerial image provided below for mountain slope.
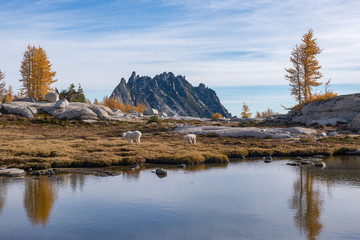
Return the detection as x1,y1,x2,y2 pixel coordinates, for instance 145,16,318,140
110,72,230,118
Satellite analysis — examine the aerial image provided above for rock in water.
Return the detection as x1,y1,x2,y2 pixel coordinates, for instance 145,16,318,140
110,71,230,118
0,168,26,177
155,168,167,175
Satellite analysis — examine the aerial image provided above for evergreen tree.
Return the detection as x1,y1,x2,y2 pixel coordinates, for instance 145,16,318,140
241,103,252,118
19,45,57,100
59,83,86,103
0,69,6,101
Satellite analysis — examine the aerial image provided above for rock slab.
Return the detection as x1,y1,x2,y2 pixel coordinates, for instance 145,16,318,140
0,168,26,177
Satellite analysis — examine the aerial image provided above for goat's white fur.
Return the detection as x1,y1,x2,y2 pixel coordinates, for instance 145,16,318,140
122,130,142,144
184,134,196,144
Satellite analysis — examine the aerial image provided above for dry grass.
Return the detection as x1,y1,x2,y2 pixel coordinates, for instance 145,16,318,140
0,115,359,169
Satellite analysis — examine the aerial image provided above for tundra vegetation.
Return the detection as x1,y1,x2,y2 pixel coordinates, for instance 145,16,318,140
0,116,359,170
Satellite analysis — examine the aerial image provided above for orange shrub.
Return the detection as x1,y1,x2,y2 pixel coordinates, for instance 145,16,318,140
99,96,147,113
212,113,222,120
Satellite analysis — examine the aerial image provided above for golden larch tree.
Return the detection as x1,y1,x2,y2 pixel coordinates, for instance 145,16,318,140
285,29,324,105
19,45,57,100
241,103,252,118
300,29,323,101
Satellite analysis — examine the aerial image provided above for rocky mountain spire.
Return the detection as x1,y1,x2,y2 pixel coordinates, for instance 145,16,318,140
110,72,230,118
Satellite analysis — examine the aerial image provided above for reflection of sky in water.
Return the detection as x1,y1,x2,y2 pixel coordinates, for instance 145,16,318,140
0,156,360,240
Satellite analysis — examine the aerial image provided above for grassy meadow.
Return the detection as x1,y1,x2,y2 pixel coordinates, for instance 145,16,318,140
0,114,359,170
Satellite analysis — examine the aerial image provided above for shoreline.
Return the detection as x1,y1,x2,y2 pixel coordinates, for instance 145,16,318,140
0,115,359,170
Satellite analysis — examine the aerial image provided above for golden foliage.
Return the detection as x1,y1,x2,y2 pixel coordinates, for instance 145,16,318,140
285,29,326,105
99,96,147,113
241,103,252,118
24,177,57,226
212,113,222,120
293,92,338,110
2,85,15,103
255,108,279,118
19,45,57,100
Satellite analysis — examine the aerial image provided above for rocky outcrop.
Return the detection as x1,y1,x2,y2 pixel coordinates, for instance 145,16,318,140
0,100,117,120
110,72,230,118
290,93,360,129
0,168,26,177
174,126,317,139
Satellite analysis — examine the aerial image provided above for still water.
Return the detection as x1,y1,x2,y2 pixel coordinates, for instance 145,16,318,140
1,156,360,240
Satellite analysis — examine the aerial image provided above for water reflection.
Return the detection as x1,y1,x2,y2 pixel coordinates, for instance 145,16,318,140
289,166,324,240
70,173,85,192
23,176,57,226
0,178,8,214
0,156,359,238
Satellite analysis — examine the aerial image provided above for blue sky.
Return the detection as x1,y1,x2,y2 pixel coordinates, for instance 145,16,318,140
1,0,360,115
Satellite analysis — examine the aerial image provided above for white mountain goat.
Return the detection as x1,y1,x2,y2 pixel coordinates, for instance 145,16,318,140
184,134,196,144
122,130,142,144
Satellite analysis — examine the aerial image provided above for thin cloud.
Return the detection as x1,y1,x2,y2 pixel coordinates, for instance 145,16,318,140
0,0,359,114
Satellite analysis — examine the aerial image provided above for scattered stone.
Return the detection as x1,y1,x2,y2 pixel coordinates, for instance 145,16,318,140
301,160,314,165
318,132,327,138
295,156,303,160
155,168,167,176
287,162,300,166
43,169,55,175
45,92,59,103
328,131,338,137
178,164,186,168
143,108,159,116
129,165,140,171
12,97,37,102
54,99,69,109
313,155,325,158
314,162,326,168
264,156,273,163
0,168,26,177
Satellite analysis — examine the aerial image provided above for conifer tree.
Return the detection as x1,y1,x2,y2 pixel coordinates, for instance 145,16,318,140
285,45,304,104
19,45,57,100
300,29,323,101
241,103,252,118
285,29,323,104
0,69,6,100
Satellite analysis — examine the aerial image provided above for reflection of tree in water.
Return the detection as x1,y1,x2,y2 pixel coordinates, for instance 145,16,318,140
24,177,57,226
289,167,323,240
0,178,9,214
70,173,85,192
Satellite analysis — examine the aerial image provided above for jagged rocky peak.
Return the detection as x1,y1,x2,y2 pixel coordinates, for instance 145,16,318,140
110,72,231,118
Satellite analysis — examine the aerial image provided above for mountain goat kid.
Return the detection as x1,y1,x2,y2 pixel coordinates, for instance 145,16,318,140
122,130,142,144
184,134,196,144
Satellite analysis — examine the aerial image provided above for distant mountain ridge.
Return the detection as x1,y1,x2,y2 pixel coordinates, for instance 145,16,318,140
110,71,230,118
